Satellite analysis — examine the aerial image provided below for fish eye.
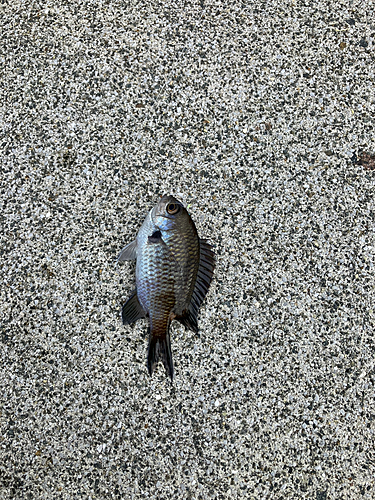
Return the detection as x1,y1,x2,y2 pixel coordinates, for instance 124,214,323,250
166,203,180,215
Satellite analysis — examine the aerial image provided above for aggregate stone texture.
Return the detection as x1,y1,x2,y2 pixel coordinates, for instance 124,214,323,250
1,0,375,499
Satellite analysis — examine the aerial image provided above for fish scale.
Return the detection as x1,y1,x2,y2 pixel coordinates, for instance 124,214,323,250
118,195,215,380
137,244,175,335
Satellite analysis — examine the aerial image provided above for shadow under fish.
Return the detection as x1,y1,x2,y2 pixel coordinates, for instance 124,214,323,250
118,195,215,380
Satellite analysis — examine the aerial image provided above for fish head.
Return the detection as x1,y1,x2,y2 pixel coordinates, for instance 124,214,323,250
151,195,189,231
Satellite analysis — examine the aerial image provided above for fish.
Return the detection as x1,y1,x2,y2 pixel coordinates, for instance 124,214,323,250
118,195,215,380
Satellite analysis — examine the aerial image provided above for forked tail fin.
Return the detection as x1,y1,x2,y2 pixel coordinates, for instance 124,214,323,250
147,333,174,381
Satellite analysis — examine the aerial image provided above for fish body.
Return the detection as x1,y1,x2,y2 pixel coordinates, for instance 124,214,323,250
118,195,215,380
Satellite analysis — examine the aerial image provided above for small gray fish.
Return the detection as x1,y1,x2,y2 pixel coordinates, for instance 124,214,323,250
118,195,215,380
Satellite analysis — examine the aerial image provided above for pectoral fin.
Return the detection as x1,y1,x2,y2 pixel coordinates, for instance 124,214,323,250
117,239,137,262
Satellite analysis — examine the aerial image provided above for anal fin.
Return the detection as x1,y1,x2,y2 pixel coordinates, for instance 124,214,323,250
122,289,146,325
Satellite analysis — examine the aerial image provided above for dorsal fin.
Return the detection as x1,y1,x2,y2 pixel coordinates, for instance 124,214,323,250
177,240,215,333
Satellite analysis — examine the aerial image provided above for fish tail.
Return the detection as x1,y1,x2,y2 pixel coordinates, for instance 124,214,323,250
147,332,174,381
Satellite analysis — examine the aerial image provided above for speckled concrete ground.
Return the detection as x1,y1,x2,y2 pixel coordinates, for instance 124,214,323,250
1,1,375,499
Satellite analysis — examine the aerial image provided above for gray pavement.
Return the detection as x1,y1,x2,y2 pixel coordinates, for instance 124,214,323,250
1,0,375,498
